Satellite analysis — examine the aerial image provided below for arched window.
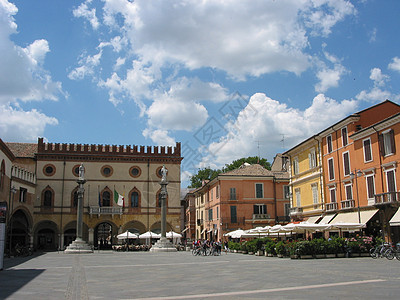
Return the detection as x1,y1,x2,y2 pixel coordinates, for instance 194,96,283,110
102,191,111,206
44,190,52,207
131,192,139,207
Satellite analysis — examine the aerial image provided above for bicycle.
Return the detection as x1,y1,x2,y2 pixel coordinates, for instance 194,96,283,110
370,243,394,260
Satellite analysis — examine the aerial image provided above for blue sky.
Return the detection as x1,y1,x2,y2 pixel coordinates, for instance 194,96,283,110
1,0,400,187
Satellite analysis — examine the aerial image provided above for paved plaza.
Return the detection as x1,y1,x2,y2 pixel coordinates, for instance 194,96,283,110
1,250,399,299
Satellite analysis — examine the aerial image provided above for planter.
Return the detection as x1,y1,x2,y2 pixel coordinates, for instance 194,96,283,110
290,255,298,259
255,250,263,256
242,251,248,254
315,254,326,259
248,252,254,255
267,253,274,257
234,250,238,253
336,253,345,258
299,255,313,259
326,254,336,258
360,252,370,257
277,254,284,258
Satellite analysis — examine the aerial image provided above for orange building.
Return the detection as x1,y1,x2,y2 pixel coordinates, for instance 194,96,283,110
193,155,290,241
319,100,400,240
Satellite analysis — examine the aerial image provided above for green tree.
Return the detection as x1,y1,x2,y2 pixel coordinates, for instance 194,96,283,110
188,167,220,188
187,157,270,188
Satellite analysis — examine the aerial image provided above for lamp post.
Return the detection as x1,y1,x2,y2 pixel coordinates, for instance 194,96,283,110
350,170,363,224
8,186,17,256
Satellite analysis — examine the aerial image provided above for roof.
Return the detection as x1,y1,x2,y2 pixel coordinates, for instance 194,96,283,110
220,163,289,178
5,142,37,158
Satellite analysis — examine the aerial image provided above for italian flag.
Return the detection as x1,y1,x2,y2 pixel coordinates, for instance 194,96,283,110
114,189,124,207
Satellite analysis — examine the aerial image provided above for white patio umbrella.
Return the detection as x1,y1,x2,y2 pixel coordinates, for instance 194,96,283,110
241,226,271,238
117,231,138,240
166,231,182,238
331,223,365,231
224,229,246,239
139,231,161,239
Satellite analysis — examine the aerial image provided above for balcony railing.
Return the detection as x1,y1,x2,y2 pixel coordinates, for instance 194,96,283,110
276,216,291,223
289,207,303,216
326,202,338,211
340,199,355,209
375,192,400,205
252,214,270,220
89,206,122,215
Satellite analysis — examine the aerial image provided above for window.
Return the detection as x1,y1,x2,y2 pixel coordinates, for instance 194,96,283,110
216,185,220,198
345,183,353,200
102,191,111,206
343,152,350,176
19,187,27,203
255,183,263,198
328,158,335,181
386,169,396,202
309,149,317,169
210,189,213,201
230,188,236,200
284,203,290,216
44,190,52,207
379,130,396,156
101,165,113,177
216,207,219,219
283,185,290,199
293,157,299,175
253,204,267,215
342,127,348,147
43,164,56,176
363,138,373,162
311,183,318,204
131,191,139,207
230,206,237,223
0,160,4,190
129,166,141,178
327,135,333,153
329,188,336,203
295,188,301,207
208,209,213,221
366,175,375,199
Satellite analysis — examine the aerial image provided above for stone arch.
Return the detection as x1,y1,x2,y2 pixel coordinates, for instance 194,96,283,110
94,220,117,249
150,221,172,234
34,220,59,250
62,221,90,249
122,220,146,235
8,208,33,249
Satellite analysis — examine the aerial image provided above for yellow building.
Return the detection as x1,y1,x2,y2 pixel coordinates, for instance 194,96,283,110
283,136,325,223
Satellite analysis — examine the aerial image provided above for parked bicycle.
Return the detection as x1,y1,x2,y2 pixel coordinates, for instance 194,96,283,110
370,242,394,260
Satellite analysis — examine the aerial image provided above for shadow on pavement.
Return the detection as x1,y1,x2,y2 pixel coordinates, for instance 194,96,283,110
2,252,45,269
0,269,45,299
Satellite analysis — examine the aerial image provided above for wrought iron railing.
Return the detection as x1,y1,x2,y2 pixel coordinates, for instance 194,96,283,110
89,206,122,215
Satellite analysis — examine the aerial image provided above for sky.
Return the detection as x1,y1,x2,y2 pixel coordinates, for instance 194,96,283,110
1,0,400,187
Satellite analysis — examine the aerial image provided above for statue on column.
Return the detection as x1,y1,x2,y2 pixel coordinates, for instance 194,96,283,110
161,165,168,183
79,163,85,180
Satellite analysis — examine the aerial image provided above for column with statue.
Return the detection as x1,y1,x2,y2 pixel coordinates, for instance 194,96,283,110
65,164,93,253
150,165,177,252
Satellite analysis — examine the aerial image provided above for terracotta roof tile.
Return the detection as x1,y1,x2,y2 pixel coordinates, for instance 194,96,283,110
5,142,37,158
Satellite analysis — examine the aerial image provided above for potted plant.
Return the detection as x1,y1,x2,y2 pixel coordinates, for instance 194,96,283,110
295,241,314,259
275,241,287,258
264,240,276,257
311,238,326,258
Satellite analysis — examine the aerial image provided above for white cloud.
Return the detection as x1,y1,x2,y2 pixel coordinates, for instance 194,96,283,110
142,128,175,146
369,68,389,87
147,96,208,131
388,57,400,72
201,93,357,167
0,105,58,142
73,0,99,30
0,1,63,104
315,65,345,92
68,50,102,80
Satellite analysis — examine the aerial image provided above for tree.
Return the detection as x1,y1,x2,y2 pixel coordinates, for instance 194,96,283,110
188,167,220,188
187,157,270,188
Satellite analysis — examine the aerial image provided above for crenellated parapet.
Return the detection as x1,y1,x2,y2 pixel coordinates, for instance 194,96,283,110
37,138,181,157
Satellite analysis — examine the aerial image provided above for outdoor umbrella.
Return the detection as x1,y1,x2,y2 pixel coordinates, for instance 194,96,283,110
117,231,138,239
139,231,161,239
224,229,246,239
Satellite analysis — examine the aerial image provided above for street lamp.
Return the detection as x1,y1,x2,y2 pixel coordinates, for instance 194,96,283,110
9,186,17,256
350,170,363,224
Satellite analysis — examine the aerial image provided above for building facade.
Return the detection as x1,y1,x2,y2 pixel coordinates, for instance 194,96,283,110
2,138,182,251
192,158,290,241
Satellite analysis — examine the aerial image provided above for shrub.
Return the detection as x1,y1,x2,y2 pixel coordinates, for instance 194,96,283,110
246,239,258,253
295,241,314,256
275,241,287,256
264,240,276,255
228,241,240,251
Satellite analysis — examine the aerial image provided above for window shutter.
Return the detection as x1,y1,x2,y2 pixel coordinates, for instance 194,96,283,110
390,130,396,154
378,134,384,156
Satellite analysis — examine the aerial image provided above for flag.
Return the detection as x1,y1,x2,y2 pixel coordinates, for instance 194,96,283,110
114,189,124,207
98,192,101,207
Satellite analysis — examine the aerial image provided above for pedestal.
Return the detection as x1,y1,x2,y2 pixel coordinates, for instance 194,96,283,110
64,238,93,254
150,237,177,252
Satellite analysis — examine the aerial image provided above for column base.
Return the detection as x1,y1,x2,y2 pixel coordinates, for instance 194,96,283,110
64,238,93,254
150,237,177,252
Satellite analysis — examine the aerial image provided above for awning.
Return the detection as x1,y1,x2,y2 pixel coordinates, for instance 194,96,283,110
181,227,189,233
330,209,378,225
305,215,322,224
389,208,400,226
319,214,336,224
201,228,207,234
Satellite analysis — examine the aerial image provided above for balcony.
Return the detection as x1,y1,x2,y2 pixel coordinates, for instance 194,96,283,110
89,206,122,215
326,202,338,212
375,192,400,205
252,214,270,220
276,216,291,223
341,199,355,209
289,207,303,216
